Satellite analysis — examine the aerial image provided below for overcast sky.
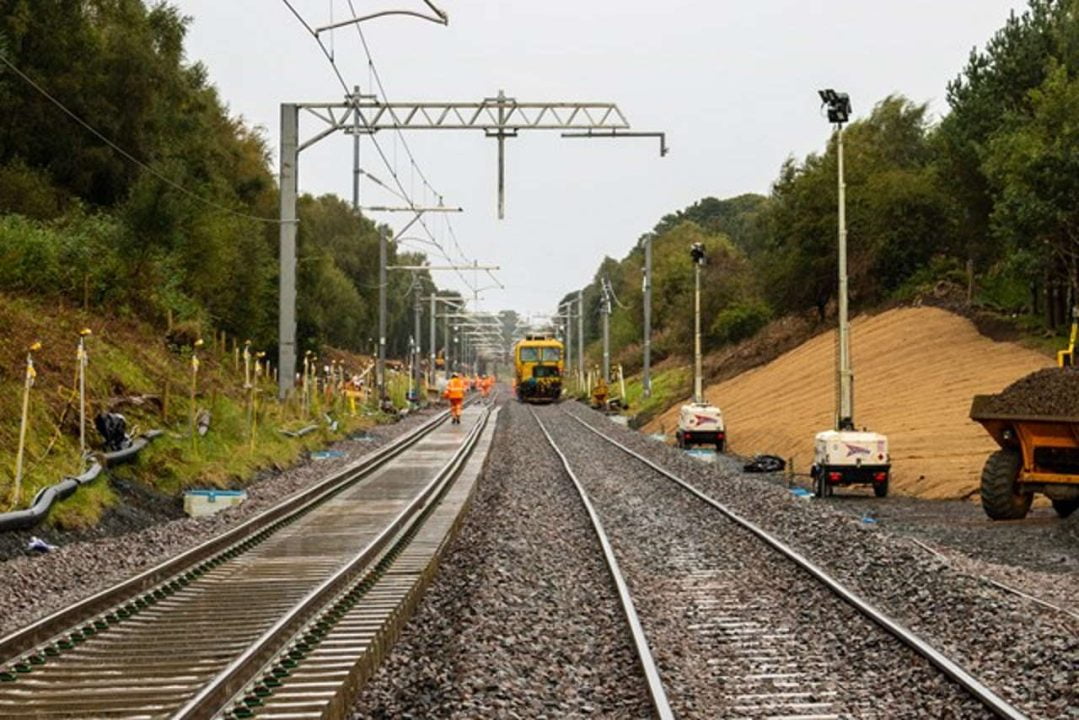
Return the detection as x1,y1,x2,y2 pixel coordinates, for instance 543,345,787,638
172,0,1024,318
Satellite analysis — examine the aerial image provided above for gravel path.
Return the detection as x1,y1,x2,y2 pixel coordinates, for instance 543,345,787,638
538,404,991,719
351,398,652,719
0,408,442,638
564,402,1077,719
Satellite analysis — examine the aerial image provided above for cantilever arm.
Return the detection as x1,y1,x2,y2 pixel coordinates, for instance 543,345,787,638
561,130,669,157
316,8,448,34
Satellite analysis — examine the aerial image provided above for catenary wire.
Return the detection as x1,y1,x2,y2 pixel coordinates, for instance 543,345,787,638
282,0,477,293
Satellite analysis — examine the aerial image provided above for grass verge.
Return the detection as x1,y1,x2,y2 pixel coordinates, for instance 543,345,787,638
0,293,414,529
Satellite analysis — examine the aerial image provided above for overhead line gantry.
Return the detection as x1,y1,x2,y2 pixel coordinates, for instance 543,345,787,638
278,87,666,398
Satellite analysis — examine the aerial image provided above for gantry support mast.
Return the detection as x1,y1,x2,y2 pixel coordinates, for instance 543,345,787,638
278,90,665,398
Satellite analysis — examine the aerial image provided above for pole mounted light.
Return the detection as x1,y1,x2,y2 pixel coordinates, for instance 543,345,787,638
675,241,726,450
809,88,892,499
690,242,705,404
818,88,853,430
642,237,653,398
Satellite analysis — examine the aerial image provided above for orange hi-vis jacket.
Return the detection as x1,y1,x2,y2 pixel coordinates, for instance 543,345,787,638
445,376,466,401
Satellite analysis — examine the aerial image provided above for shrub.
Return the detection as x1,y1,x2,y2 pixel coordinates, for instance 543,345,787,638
708,301,772,346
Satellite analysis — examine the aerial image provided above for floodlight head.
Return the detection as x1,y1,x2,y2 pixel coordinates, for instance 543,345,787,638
819,88,851,126
690,242,706,265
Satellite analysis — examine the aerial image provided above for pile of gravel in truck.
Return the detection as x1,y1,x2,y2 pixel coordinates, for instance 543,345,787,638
978,367,1079,417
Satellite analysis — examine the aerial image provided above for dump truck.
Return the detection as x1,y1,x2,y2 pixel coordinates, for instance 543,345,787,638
970,367,1079,520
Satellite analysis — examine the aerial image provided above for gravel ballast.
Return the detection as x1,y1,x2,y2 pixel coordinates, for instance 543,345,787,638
538,404,992,719
562,402,1077,719
350,398,652,719
977,367,1079,416
0,408,443,637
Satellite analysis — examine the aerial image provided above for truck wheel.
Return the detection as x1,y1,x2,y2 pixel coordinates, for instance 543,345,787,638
715,439,725,453
873,478,889,498
980,449,1031,520
1051,498,1079,518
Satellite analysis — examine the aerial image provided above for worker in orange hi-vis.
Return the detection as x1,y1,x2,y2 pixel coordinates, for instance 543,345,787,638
444,372,466,424
480,375,492,398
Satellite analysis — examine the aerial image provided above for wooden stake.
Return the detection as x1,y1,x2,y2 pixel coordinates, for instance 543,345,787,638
12,348,38,508
162,380,171,423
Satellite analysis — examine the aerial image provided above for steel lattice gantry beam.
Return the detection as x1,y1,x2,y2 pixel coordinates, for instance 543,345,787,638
302,93,629,134
299,89,666,218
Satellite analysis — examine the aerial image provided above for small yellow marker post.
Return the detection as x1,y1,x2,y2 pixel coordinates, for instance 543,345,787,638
77,328,92,467
243,340,253,435
302,351,312,419
190,339,204,450
252,351,266,451
12,341,41,509
249,390,259,452
308,353,318,418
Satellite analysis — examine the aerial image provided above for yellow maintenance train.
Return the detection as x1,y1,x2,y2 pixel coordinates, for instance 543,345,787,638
513,335,564,403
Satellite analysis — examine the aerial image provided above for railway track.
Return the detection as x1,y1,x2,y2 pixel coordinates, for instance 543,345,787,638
531,404,1029,720
0,401,496,719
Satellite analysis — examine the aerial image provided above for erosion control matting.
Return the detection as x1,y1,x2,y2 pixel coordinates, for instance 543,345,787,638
979,367,1079,418
644,307,1055,499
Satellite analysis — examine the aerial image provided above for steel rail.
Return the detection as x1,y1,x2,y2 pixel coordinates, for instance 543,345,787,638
0,406,458,665
176,404,491,720
563,409,1029,720
529,408,675,720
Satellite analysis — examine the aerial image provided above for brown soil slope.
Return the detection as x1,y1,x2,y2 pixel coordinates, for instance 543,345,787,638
645,307,1054,499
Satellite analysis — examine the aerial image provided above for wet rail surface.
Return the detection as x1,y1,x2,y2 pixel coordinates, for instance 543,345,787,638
531,405,1028,720
0,403,493,719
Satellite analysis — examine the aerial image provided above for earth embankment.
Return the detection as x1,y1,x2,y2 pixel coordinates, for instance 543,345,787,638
644,307,1054,499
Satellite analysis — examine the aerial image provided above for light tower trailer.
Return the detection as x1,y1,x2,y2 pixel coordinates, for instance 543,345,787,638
808,88,891,498
676,241,727,451
812,430,891,498
676,404,726,451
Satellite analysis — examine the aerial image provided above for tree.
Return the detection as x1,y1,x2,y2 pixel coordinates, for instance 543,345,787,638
984,62,1079,308
936,0,1071,270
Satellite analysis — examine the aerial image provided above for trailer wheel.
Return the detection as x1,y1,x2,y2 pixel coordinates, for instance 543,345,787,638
873,478,889,498
813,469,831,498
980,449,1031,520
1051,498,1079,519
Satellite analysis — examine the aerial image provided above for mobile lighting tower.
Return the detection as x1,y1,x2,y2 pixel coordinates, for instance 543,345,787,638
810,89,891,498
675,242,726,451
